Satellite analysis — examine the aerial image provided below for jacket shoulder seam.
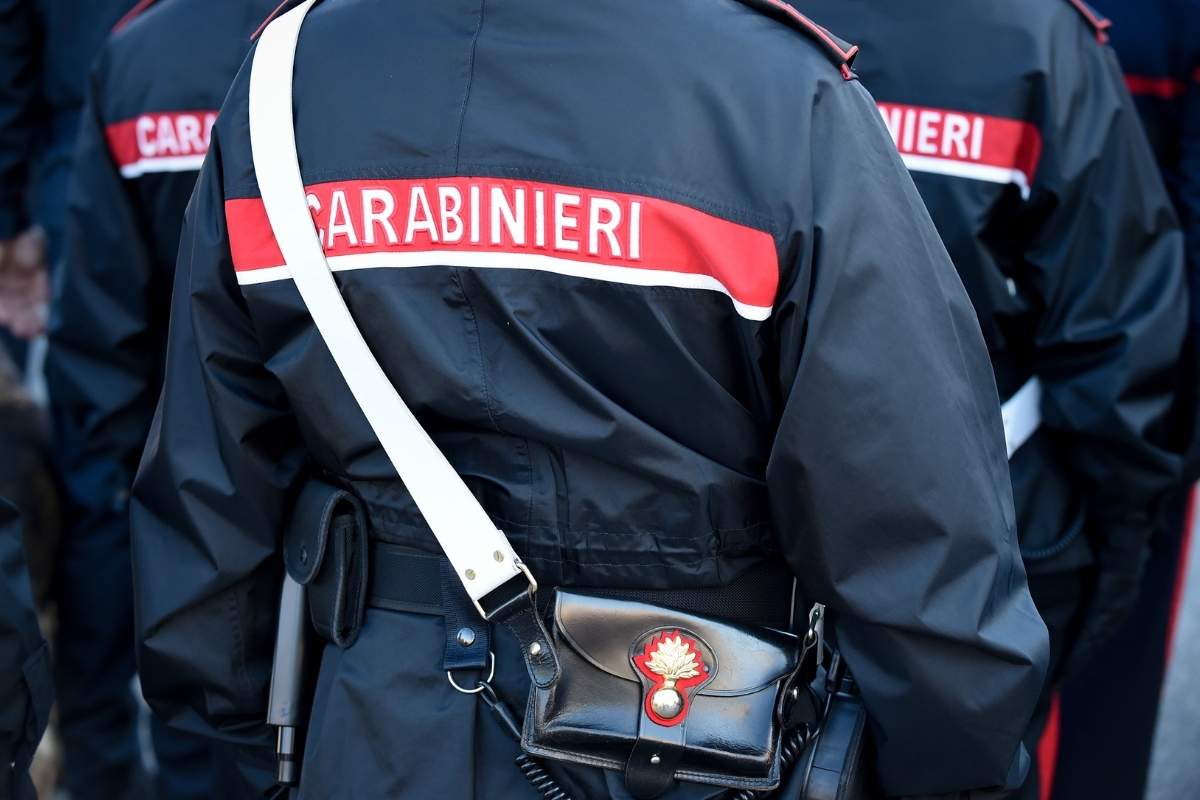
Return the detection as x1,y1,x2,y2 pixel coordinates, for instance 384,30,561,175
111,0,160,35
1060,0,1112,43
733,0,859,80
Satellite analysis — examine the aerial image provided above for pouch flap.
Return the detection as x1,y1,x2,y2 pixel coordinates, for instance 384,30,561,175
284,480,362,584
554,590,798,696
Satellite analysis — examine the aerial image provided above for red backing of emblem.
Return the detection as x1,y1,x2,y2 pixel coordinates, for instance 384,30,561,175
632,630,709,727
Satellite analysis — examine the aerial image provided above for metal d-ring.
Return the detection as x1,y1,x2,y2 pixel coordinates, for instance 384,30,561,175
446,651,496,694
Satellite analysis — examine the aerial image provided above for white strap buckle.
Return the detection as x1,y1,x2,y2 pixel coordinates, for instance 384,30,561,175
470,556,539,620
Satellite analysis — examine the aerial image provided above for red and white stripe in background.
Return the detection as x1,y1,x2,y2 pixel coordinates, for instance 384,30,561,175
878,102,1043,199
105,110,218,179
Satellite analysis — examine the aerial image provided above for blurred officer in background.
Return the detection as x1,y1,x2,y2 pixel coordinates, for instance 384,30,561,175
132,1,1048,797
0,500,52,800
0,342,57,614
44,1,279,797
1050,2,1200,798
0,0,137,354
788,1,1188,798
1093,0,1200,344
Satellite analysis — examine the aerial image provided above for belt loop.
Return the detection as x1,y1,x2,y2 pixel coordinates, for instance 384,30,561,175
440,560,491,672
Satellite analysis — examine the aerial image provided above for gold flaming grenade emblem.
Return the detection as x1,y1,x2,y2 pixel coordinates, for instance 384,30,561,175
634,631,708,725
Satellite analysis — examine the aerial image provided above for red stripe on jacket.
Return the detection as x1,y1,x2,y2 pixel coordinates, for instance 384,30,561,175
225,177,779,313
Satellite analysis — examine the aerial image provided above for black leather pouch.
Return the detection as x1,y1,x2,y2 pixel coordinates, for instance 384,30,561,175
283,480,368,647
522,590,801,798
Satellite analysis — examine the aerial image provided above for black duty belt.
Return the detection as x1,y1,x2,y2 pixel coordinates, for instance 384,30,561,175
284,477,800,674
367,539,799,632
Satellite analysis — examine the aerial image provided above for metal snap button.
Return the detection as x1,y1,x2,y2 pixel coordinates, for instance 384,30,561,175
456,628,476,647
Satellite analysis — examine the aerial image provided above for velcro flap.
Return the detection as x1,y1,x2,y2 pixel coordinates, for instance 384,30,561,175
284,479,356,585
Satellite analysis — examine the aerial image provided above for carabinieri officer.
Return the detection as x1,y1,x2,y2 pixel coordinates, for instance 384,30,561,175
131,1,1050,797
788,1,1188,797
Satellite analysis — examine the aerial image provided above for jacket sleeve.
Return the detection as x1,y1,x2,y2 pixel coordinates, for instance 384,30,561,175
0,0,36,238
0,500,52,799
772,77,1046,796
45,66,158,543
130,127,307,770
1024,26,1187,532
1183,29,1200,344
766,78,1048,797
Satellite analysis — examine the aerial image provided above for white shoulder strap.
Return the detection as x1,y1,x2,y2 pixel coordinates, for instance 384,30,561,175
248,0,534,616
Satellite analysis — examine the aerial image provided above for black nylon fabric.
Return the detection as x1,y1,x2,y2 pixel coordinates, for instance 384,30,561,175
0,500,51,800
1092,0,1200,480
1094,0,1200,337
791,0,1188,575
130,1,1049,796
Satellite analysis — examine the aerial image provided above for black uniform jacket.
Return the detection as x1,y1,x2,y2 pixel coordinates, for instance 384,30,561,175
1093,0,1200,476
0,500,51,800
1093,0,1200,334
793,0,1189,577
130,1,1049,797
45,0,282,599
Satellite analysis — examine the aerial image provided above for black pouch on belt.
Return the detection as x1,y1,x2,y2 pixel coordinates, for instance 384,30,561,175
283,480,369,647
522,591,807,798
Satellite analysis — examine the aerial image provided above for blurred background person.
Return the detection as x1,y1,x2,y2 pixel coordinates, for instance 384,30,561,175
0,343,58,799
44,1,283,797
0,339,56,614
1048,2,1200,799
0,0,138,369
0,499,53,800
0,1,135,796
787,1,1189,798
